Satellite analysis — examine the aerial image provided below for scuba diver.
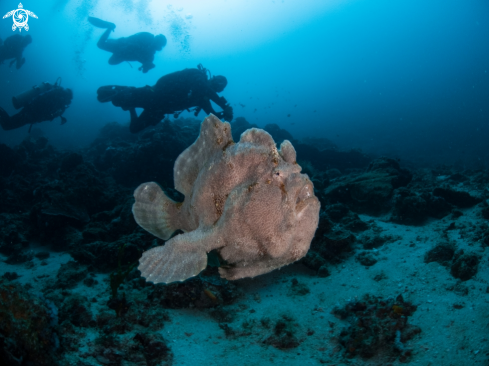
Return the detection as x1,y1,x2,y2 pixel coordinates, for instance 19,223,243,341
97,64,234,134
0,78,73,131
88,16,167,73
0,34,32,69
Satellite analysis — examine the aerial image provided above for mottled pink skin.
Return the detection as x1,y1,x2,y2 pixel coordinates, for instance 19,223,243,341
133,114,320,284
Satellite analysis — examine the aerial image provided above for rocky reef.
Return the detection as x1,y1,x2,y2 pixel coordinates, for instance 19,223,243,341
0,116,488,365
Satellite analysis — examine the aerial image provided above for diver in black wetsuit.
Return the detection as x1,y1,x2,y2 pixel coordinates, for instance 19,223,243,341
88,16,167,73
0,80,73,131
97,64,234,134
0,34,32,69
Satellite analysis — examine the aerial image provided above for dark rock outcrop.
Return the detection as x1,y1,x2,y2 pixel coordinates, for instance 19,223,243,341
323,158,412,214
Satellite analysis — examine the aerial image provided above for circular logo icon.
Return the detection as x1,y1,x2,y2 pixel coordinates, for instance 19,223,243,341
13,8,28,28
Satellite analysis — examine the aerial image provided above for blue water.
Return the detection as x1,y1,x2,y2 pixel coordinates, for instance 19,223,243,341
0,0,488,166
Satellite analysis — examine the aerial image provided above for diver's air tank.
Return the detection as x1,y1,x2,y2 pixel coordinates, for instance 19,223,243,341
12,82,53,109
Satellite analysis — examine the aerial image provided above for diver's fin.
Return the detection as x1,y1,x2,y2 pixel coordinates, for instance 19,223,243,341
87,16,116,30
132,182,182,241
60,116,67,125
138,230,209,284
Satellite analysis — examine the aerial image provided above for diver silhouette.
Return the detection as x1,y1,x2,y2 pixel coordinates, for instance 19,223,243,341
88,17,167,73
97,64,233,133
0,34,32,69
0,79,73,131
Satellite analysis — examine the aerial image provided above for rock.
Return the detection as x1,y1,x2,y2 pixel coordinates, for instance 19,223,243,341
391,188,428,225
356,251,378,267
289,278,310,296
450,250,480,281
35,251,50,260
301,251,328,275
423,193,452,219
324,158,412,214
88,119,199,187
325,203,349,222
295,144,371,173
0,216,29,255
132,333,173,366
83,277,98,287
301,137,338,151
146,267,240,309
341,212,369,232
424,242,456,266
70,234,149,272
362,233,398,250
0,279,59,365
263,123,295,144
2,272,20,281
55,261,89,289
5,250,34,264
262,315,301,349
302,213,355,276
0,143,20,177
60,295,94,328
331,293,419,361
433,187,482,208
59,152,84,173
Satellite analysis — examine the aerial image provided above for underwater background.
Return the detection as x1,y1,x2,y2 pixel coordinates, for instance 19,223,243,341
0,0,488,167
1,1,489,366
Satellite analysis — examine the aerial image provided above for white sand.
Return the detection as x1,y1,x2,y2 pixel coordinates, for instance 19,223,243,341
1,206,488,365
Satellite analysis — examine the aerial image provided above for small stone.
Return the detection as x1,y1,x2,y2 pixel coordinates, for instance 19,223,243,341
2,272,20,281
35,251,50,260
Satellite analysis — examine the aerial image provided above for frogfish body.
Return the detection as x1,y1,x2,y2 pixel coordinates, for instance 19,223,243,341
133,114,320,284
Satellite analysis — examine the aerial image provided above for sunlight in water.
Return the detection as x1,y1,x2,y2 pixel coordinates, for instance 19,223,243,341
82,0,351,56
